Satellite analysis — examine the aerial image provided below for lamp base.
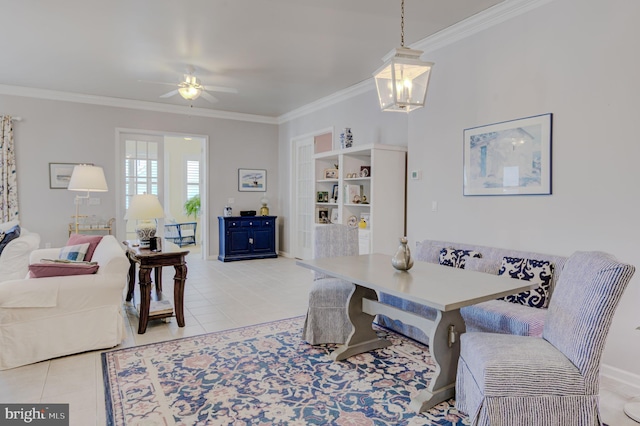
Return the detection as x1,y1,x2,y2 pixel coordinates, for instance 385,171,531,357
136,226,157,248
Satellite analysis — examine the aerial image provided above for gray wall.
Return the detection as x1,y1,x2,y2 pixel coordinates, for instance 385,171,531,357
278,0,640,382
1,94,279,256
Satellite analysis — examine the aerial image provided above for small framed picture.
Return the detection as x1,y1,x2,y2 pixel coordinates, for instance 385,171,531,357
49,162,84,189
316,207,330,224
323,169,338,179
360,166,371,177
316,191,329,202
330,208,339,223
238,169,266,192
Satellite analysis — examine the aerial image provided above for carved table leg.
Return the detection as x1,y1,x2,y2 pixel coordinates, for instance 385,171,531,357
331,284,391,361
173,259,188,327
137,266,153,334
125,255,136,302
409,309,466,412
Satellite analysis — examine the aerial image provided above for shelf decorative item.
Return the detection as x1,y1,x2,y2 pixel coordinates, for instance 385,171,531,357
391,236,414,271
339,128,354,149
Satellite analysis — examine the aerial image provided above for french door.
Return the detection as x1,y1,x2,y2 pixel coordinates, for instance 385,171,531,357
119,132,164,240
292,136,314,259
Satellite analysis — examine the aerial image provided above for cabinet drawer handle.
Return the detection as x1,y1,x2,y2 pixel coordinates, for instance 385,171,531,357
266,221,270,225
249,222,253,226
249,238,254,244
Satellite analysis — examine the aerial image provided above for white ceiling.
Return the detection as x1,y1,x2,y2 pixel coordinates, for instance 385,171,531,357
0,0,505,118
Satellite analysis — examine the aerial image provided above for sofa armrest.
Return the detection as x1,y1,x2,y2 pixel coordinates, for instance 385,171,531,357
0,234,41,282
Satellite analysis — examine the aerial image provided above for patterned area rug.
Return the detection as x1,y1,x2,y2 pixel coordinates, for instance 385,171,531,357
102,316,468,425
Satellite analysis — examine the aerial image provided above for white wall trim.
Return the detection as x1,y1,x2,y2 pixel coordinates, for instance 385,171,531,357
601,363,640,392
0,84,277,125
277,0,554,124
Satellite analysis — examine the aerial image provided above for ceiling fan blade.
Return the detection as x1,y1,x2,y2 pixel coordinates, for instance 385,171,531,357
159,89,179,98
138,79,179,87
202,85,238,94
200,91,219,104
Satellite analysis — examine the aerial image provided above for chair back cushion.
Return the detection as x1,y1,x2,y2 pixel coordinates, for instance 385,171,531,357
313,224,359,280
543,251,635,392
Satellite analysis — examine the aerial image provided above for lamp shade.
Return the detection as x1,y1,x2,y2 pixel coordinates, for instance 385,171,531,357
373,47,433,113
67,165,108,192
125,194,165,220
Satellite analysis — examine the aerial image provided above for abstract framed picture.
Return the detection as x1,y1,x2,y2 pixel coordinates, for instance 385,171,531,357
463,113,552,196
238,169,266,192
49,162,81,189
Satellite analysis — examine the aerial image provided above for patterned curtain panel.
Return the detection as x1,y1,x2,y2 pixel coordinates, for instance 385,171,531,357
0,116,19,222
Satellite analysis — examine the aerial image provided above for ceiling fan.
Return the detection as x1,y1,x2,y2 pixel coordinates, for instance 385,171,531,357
143,66,238,104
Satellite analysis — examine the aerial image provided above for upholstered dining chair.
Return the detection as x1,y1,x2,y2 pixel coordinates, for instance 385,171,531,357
455,251,635,426
302,224,359,345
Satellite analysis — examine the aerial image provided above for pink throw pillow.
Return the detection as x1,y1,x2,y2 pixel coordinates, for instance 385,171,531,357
29,262,99,278
67,234,103,261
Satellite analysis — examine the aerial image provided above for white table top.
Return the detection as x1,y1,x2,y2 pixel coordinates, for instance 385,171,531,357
297,253,537,311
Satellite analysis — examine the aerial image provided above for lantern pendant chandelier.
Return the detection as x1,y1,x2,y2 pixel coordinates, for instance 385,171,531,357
373,0,434,113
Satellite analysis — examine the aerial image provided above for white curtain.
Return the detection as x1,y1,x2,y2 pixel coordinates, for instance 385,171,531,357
0,116,19,223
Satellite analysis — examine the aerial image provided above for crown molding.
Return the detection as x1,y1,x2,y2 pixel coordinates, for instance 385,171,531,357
0,84,278,125
277,0,554,124
413,0,555,54
277,79,372,124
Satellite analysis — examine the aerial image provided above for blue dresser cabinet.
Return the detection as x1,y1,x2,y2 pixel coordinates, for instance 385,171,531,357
218,216,278,262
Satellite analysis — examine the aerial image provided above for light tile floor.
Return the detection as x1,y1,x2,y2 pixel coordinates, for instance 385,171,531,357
0,254,637,425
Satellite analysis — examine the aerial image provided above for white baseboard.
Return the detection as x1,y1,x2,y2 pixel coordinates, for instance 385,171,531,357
601,363,640,392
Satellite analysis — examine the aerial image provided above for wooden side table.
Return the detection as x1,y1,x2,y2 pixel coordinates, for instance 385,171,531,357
123,240,189,334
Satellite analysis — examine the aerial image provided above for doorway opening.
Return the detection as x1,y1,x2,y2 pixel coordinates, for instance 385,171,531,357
116,129,208,259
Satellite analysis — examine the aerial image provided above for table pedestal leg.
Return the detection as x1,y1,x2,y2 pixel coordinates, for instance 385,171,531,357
137,266,153,334
173,262,187,327
409,309,465,412
331,284,391,361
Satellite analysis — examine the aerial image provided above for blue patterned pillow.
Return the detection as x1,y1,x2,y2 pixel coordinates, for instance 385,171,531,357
498,256,554,308
0,224,21,256
59,242,90,261
438,247,482,269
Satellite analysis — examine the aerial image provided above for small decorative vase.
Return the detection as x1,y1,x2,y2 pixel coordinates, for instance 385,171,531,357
391,237,414,271
344,128,353,148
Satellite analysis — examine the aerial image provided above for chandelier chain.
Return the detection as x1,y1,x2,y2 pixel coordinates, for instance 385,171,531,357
400,0,405,47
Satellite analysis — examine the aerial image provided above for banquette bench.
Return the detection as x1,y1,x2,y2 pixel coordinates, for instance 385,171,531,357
376,239,568,345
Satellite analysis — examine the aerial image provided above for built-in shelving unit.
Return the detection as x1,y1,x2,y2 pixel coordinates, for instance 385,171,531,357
313,144,407,255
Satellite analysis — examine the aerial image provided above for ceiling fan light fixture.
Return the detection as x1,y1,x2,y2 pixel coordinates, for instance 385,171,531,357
178,85,202,100
373,0,434,113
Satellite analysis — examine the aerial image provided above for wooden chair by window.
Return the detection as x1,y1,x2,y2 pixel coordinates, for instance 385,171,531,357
164,222,197,247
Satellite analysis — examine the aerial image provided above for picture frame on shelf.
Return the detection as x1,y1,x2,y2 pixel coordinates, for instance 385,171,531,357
316,191,329,203
49,162,87,189
330,208,339,224
463,113,552,196
316,207,330,224
345,184,363,204
238,169,267,192
360,166,371,177
323,169,338,179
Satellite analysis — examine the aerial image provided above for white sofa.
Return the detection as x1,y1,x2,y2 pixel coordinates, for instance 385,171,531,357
0,235,129,370
0,224,41,283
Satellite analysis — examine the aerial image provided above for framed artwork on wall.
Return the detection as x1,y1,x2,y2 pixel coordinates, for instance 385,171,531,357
238,169,266,192
463,113,552,196
49,162,82,189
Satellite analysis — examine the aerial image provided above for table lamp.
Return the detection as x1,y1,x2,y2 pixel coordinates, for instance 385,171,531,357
125,194,165,247
67,164,109,234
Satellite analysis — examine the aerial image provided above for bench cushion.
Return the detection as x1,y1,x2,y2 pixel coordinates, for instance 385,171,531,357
461,299,546,337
